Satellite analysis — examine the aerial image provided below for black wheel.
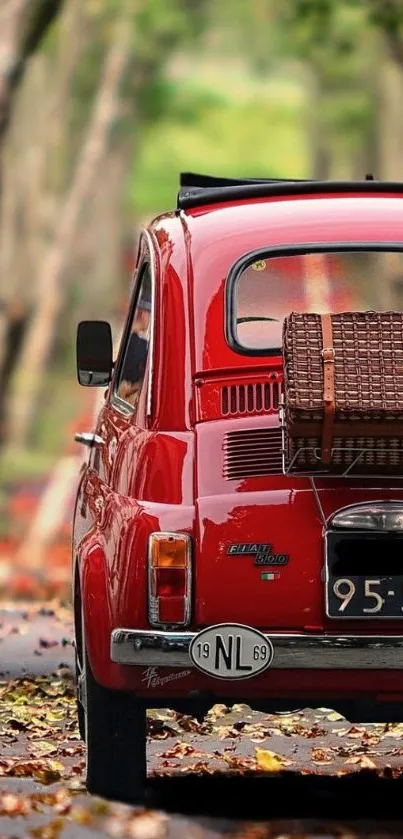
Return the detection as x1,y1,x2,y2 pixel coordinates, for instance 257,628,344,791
73,575,86,742
84,649,147,803
74,649,86,742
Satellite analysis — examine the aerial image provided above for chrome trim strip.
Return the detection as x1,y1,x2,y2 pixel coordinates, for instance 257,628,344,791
110,229,156,418
143,227,156,419
111,629,403,670
74,432,105,448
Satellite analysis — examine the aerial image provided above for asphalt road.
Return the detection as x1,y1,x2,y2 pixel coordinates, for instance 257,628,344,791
0,603,74,678
2,603,403,837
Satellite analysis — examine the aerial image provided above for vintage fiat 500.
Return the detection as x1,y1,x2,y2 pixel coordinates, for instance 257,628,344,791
74,174,403,802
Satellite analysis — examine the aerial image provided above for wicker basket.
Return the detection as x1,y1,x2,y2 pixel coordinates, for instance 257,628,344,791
282,311,403,475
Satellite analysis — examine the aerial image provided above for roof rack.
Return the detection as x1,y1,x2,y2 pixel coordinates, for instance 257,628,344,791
177,172,403,211
177,172,309,209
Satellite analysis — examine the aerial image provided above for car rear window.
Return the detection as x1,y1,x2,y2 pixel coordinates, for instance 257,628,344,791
228,247,403,355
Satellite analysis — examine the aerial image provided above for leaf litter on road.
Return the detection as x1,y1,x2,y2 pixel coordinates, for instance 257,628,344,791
0,669,84,786
3,604,403,832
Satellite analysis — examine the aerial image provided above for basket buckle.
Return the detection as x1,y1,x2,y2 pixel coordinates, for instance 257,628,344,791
322,347,335,363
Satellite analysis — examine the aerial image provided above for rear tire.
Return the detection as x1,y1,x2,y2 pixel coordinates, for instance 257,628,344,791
85,650,147,803
75,650,86,742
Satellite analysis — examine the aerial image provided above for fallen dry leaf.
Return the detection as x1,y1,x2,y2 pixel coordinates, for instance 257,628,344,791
159,742,197,759
361,731,381,747
346,755,377,769
175,713,212,734
206,703,231,719
218,752,257,772
346,725,366,738
385,723,403,738
70,805,95,825
127,811,168,839
10,758,64,783
335,744,366,758
29,740,58,757
360,756,377,769
146,719,178,740
178,760,215,775
311,747,334,764
30,817,66,838
215,725,242,740
255,747,287,772
0,792,32,816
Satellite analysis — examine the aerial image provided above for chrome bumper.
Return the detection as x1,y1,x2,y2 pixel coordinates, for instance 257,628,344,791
110,629,403,670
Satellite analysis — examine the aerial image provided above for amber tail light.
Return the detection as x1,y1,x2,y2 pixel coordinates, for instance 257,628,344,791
148,533,191,627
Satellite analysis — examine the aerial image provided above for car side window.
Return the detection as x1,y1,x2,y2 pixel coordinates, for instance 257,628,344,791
115,264,152,411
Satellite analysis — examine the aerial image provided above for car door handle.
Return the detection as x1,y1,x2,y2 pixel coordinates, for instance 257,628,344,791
74,432,105,448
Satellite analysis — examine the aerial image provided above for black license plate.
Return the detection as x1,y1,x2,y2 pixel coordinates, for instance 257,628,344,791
326,532,403,619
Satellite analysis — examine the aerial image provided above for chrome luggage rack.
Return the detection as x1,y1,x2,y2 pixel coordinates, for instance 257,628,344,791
279,399,403,480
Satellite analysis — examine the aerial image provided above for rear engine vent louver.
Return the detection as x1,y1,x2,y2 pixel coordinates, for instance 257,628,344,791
223,427,282,480
221,377,281,417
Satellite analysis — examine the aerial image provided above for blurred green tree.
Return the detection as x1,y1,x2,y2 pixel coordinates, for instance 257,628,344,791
214,0,378,179
288,0,403,179
292,0,403,66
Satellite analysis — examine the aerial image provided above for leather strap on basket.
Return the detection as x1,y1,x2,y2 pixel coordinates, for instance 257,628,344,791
320,314,335,464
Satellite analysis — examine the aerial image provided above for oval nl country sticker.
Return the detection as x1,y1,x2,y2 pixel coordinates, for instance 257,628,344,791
189,623,274,680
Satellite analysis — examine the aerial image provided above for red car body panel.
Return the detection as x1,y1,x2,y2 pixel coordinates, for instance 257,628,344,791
73,190,403,702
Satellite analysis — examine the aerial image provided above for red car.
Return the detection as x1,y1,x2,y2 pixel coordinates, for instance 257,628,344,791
74,173,403,803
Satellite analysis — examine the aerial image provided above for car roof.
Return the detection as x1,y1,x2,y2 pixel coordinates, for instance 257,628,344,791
150,178,403,375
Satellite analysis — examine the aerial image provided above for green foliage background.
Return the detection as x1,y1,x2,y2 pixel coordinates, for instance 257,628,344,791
130,71,308,217
3,0,403,479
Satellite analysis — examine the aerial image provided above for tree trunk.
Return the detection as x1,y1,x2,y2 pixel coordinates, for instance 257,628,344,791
0,303,30,445
0,0,66,447
0,0,31,142
378,59,403,180
306,66,333,180
7,8,134,448
0,0,64,148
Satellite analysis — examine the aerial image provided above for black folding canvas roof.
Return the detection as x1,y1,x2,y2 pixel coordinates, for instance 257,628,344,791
176,172,403,211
